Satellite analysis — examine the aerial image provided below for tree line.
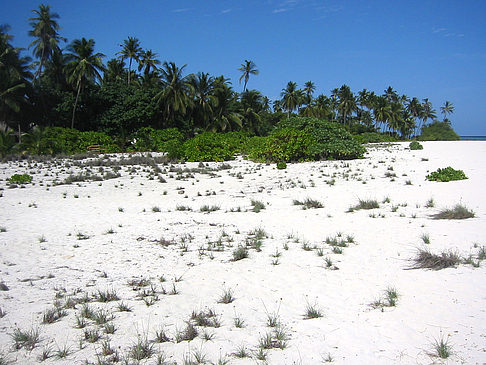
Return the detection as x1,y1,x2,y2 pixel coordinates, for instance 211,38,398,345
1,4,456,146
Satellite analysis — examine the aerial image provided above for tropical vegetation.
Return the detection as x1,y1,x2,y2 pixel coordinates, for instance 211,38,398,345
0,4,461,161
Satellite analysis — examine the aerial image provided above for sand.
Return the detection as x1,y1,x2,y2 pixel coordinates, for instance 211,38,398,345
0,141,485,364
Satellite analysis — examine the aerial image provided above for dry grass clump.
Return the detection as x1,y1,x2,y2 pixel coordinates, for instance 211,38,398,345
347,198,379,212
432,204,475,220
409,248,462,270
293,197,324,209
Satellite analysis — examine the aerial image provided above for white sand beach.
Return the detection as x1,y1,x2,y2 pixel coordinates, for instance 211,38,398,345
0,141,485,364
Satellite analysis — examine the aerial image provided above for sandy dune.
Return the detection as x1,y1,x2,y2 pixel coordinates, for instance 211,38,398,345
0,141,485,364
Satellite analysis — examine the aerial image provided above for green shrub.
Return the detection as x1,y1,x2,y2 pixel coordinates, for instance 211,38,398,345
8,174,33,185
132,127,184,153
353,132,398,144
276,161,287,169
426,167,467,182
418,121,460,141
182,132,243,161
0,129,17,158
247,128,314,163
23,127,120,155
275,117,366,160
409,141,423,150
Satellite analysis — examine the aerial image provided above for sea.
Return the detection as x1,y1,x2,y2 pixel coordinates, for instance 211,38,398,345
460,136,486,141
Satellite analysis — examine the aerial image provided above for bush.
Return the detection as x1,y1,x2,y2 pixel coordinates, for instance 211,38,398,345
276,161,287,169
418,121,460,141
409,141,423,150
8,174,33,185
426,167,467,182
132,127,184,153
275,117,366,160
182,132,244,161
353,132,398,144
247,128,314,163
0,129,17,158
23,127,120,155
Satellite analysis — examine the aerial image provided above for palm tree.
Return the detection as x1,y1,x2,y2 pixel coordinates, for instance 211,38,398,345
387,102,404,135
117,37,142,85
155,61,193,127
240,89,264,134
64,38,105,129
1,26,32,134
189,72,217,129
138,49,160,76
209,77,242,132
273,100,283,113
311,94,332,119
373,96,391,132
406,97,423,136
440,101,454,121
281,81,303,118
303,81,316,106
28,4,65,79
104,58,125,83
337,84,356,126
421,98,436,129
238,60,258,92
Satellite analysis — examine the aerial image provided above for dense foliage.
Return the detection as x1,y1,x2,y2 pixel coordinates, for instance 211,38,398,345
418,121,460,141
426,167,468,182
353,132,398,144
8,173,33,185
182,132,247,162
0,5,461,161
22,127,120,155
409,141,424,150
275,117,366,160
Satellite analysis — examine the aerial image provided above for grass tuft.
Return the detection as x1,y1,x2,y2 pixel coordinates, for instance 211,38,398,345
432,204,475,220
410,248,462,270
432,335,453,359
218,288,235,304
348,198,379,212
251,199,266,213
11,326,41,350
293,197,324,209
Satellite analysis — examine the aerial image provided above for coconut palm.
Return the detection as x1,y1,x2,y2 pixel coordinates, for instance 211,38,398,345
303,81,316,105
28,4,65,79
387,102,404,135
0,26,32,131
209,78,242,132
240,90,264,134
337,84,356,126
189,72,217,129
117,37,142,85
138,49,160,76
273,100,283,113
407,97,423,136
64,38,105,129
440,101,454,121
103,58,125,83
281,81,303,118
311,94,332,119
421,98,436,128
155,61,193,127
373,96,391,132
238,60,258,92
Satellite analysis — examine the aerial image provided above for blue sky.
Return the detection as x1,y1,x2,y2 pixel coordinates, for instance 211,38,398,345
2,0,486,135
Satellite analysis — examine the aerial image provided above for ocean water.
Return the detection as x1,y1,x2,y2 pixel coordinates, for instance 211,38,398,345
460,136,486,141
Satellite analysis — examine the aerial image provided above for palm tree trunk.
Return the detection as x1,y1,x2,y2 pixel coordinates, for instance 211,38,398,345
71,81,81,129
128,57,132,85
